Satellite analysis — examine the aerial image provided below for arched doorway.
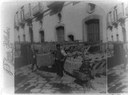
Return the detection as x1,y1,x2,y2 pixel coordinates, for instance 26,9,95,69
56,26,65,42
85,19,100,43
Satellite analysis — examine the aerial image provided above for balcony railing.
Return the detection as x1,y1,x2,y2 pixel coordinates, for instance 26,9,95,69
47,1,64,9
24,12,32,21
18,17,25,28
32,4,40,16
47,1,65,15
23,4,32,21
32,2,44,17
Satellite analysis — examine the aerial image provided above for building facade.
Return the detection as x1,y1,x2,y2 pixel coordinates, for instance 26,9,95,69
14,1,128,44
107,2,128,42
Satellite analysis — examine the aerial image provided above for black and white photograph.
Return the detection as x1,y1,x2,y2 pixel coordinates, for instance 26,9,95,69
1,0,128,94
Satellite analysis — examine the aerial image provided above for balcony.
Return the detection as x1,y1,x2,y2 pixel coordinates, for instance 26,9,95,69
24,4,32,22
32,4,40,16
18,17,25,28
47,1,65,15
24,12,32,22
32,2,44,17
17,8,25,28
117,3,125,23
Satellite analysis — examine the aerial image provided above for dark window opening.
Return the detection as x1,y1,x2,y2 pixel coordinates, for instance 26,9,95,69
111,35,113,41
68,34,74,41
23,34,26,42
116,34,119,41
58,13,62,22
29,27,33,43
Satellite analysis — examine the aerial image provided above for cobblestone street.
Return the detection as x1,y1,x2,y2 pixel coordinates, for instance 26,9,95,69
15,63,106,93
108,64,128,93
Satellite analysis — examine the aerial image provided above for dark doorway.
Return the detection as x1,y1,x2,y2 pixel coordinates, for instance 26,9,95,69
85,19,100,43
40,30,44,43
29,27,33,43
56,26,65,42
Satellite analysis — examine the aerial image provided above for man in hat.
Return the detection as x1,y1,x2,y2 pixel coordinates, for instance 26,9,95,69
54,44,67,80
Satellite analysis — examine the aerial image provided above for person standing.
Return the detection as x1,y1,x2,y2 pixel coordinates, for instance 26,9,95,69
31,44,39,72
54,44,67,80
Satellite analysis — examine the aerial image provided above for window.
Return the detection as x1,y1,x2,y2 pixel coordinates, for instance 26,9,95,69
68,34,74,41
57,13,62,22
114,6,118,22
111,35,113,41
20,7,24,21
85,19,100,42
56,26,65,42
23,34,26,42
29,27,33,43
40,30,44,43
16,12,19,25
116,34,119,41
109,11,112,23
126,6,128,16
18,35,20,42
107,12,113,29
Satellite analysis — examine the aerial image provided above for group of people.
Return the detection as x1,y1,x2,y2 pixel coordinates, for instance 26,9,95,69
30,44,68,80
30,43,94,82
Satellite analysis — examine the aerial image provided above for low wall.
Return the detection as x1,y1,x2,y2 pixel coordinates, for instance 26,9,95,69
37,53,54,67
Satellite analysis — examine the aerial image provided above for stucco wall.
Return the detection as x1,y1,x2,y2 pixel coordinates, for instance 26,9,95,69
106,2,128,42
41,2,107,42
15,1,128,43
43,13,58,42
